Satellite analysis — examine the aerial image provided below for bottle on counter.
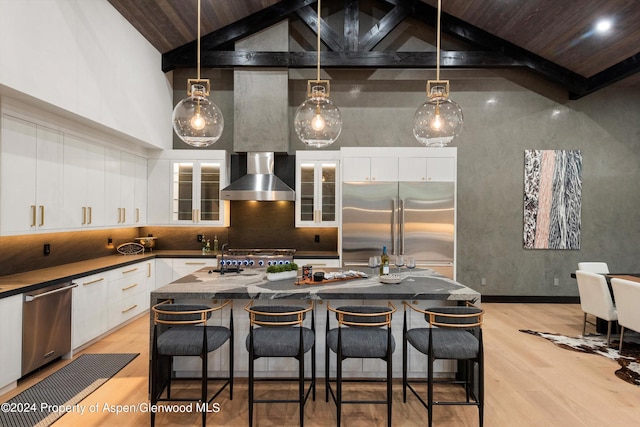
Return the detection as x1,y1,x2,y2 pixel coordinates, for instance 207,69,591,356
213,235,219,254
204,239,211,253
380,246,390,275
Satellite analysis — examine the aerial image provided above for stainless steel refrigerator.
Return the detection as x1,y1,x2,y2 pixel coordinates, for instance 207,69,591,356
341,181,455,278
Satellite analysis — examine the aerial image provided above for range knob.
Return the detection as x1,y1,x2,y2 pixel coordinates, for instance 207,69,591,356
258,260,265,266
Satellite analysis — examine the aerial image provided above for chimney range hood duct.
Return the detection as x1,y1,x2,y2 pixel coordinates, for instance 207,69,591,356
221,152,295,201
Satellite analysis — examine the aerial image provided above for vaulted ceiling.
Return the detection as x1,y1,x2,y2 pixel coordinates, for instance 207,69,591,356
108,0,640,99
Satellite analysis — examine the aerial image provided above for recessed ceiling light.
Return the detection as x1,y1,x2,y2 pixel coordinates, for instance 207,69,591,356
595,19,612,34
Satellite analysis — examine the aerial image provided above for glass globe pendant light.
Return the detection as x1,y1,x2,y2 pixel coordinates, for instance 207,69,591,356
172,0,224,147
413,0,463,147
294,0,342,148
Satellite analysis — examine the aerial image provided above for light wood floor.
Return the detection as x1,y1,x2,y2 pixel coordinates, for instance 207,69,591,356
3,303,640,426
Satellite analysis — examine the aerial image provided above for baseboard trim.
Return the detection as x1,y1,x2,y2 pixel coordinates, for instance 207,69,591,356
481,295,580,304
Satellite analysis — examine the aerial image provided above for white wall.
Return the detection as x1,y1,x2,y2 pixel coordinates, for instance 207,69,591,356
0,0,172,150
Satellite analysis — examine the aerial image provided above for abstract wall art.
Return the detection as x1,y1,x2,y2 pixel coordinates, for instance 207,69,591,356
523,150,582,249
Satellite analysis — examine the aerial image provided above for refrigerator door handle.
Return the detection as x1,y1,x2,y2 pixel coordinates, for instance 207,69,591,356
392,198,398,255
400,198,405,255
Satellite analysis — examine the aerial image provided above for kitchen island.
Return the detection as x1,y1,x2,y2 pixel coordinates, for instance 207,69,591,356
151,268,481,379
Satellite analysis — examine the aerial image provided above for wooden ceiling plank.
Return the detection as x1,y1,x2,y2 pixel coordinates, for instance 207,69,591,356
163,0,316,72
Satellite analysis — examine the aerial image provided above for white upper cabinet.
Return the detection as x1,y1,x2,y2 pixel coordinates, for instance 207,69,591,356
147,150,229,226
295,151,340,227
341,147,456,183
63,134,106,228
1,115,64,235
105,148,137,226
341,156,398,182
398,156,456,182
134,155,148,225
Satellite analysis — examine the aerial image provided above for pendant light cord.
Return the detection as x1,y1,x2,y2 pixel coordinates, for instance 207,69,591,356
316,0,321,81
197,0,201,80
436,0,441,81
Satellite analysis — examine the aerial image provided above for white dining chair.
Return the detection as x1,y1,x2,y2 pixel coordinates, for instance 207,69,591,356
577,262,610,274
575,270,617,345
610,278,640,354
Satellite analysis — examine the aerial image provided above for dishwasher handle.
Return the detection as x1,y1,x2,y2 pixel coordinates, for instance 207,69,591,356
25,283,78,302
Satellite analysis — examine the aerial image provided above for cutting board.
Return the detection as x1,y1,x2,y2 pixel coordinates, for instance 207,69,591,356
295,274,366,286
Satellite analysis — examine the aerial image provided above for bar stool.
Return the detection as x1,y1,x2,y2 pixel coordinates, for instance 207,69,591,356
245,301,316,427
150,300,233,427
403,302,484,427
325,302,396,427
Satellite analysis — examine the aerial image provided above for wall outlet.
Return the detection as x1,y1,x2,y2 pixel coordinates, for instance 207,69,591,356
481,277,486,286
197,234,204,242
314,234,320,243
43,243,51,255
553,277,559,287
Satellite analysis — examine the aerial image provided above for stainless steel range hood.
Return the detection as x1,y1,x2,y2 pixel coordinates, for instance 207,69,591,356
220,152,295,201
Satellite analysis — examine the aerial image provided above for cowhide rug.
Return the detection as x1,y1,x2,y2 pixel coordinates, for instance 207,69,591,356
520,329,640,386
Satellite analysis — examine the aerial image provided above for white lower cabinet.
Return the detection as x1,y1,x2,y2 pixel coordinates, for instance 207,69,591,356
171,258,215,280
72,271,109,349
107,262,150,330
72,260,154,350
0,294,23,393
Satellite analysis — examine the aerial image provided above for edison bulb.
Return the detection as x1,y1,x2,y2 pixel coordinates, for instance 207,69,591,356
190,113,206,130
430,113,443,131
311,114,326,131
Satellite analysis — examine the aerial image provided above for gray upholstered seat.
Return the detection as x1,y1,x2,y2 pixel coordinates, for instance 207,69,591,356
325,303,396,427
158,326,231,356
403,303,484,427
245,302,316,427
327,325,396,358
151,301,233,427
246,326,315,357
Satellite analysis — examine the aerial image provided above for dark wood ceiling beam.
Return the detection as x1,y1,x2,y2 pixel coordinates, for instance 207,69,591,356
344,0,359,52
359,5,410,52
194,50,520,68
295,5,344,52
162,0,316,72
571,53,640,99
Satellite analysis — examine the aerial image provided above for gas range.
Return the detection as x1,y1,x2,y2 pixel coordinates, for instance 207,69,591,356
216,248,296,268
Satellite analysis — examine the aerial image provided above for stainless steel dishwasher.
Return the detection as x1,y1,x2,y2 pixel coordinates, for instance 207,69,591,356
22,282,77,376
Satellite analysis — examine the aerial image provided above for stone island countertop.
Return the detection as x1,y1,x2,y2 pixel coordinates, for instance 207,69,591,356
151,267,481,303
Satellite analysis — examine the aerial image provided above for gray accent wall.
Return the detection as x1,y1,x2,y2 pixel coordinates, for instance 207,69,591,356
171,38,640,298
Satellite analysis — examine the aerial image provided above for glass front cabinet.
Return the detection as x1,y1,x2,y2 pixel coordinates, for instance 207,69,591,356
172,160,226,225
295,151,340,227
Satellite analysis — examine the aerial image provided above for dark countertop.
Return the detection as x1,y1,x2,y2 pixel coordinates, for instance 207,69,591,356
0,250,340,299
151,268,480,302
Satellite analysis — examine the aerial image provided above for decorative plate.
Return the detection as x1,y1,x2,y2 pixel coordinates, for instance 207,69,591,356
379,274,402,284
116,242,145,255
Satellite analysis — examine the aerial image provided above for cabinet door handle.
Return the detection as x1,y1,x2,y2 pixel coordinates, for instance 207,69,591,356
117,208,122,223
82,207,87,225
83,277,105,286
122,207,126,223
136,208,140,223
88,206,92,224
121,283,139,291
31,205,37,227
122,304,138,313
192,209,196,222
122,267,138,274
186,262,206,265
39,205,45,226
147,263,151,278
